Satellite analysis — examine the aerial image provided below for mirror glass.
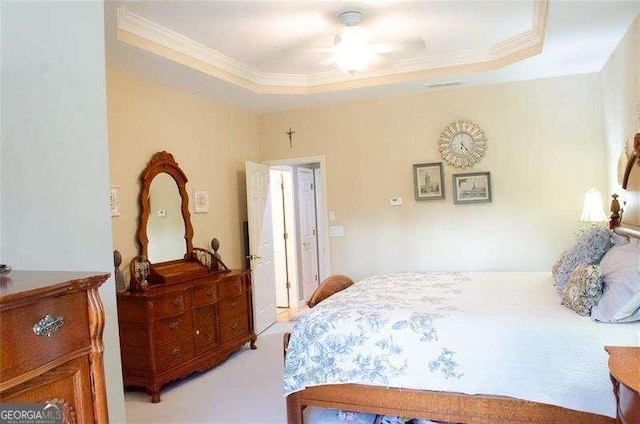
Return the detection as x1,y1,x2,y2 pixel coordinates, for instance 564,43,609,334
147,172,187,262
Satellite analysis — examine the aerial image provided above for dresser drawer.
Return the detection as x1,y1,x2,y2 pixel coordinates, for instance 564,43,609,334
0,291,90,383
155,339,194,373
219,275,244,299
219,295,248,318
152,313,193,344
193,280,218,306
220,315,249,343
118,321,150,348
0,356,95,423
194,305,219,354
150,292,191,319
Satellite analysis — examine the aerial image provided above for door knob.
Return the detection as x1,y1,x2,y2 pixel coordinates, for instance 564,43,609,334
245,254,261,260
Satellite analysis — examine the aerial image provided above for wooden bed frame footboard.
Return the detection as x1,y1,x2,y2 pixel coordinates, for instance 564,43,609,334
285,381,615,424
283,333,615,424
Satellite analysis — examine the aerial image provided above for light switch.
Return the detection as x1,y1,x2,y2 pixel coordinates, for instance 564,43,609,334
157,209,166,217
328,210,336,221
329,226,344,237
390,197,403,206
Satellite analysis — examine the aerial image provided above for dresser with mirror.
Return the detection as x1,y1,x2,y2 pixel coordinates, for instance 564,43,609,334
117,151,256,403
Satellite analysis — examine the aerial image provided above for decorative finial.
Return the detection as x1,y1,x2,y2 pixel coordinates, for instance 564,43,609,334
211,238,220,253
210,237,223,270
609,194,621,230
113,250,126,292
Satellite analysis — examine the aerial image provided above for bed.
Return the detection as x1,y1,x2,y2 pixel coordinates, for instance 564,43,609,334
283,134,640,424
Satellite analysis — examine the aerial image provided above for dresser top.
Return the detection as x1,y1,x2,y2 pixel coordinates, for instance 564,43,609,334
605,346,640,393
0,271,110,305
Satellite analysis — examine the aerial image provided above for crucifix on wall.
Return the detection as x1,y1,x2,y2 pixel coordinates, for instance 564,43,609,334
286,127,296,149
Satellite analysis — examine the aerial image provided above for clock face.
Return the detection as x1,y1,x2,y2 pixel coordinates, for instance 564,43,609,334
438,121,487,168
451,132,474,157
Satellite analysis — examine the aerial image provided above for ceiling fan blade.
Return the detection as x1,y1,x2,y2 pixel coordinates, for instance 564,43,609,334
309,46,335,54
371,37,427,54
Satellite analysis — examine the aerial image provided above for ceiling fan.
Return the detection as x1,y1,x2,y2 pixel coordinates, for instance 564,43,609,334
332,10,427,74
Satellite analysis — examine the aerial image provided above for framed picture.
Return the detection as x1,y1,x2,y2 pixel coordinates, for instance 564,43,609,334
194,189,209,213
110,186,121,216
413,162,444,201
452,172,492,204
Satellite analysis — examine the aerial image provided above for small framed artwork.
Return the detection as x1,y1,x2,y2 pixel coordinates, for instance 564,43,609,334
110,186,121,216
452,172,492,204
413,162,445,201
194,189,209,213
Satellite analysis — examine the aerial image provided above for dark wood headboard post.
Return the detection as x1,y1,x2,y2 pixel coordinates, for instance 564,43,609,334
609,193,621,229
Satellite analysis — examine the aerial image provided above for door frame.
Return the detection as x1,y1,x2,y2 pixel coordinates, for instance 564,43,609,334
263,156,331,307
269,166,298,309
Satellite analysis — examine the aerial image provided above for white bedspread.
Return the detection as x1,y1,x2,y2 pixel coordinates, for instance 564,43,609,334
283,272,640,418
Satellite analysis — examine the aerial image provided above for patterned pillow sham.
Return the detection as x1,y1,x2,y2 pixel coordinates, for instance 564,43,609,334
554,226,613,293
551,250,566,279
561,264,604,316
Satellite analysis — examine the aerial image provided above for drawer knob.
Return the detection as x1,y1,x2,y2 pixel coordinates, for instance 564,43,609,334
169,321,179,331
33,314,65,337
172,297,182,308
206,289,214,297
195,330,201,336
231,323,238,331
231,301,238,309
170,348,180,357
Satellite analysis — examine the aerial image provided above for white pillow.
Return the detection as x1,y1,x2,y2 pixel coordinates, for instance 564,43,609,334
591,242,640,322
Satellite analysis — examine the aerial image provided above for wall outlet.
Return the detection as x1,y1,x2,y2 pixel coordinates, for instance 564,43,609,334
328,210,336,221
390,197,403,206
329,226,344,237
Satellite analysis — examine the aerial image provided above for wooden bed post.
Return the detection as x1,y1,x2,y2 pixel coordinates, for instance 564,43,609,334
286,392,304,424
609,193,621,229
284,332,304,424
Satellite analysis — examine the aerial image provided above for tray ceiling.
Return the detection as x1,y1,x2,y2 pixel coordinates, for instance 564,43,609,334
105,1,640,112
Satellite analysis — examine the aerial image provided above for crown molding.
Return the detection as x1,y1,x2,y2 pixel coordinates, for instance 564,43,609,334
117,0,548,94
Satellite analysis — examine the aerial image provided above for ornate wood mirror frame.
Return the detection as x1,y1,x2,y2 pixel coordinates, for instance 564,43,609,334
137,151,194,260
128,151,228,292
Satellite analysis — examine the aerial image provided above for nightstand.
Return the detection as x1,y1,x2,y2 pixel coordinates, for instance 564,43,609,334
605,346,640,424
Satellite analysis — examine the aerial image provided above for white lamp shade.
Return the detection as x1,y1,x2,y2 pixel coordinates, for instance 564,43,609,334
335,26,373,73
579,188,608,223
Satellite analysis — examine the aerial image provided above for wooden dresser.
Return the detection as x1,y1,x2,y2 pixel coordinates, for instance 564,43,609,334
117,261,256,403
0,271,110,423
605,346,640,424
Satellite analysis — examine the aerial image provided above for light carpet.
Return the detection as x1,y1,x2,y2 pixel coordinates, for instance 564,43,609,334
123,322,294,424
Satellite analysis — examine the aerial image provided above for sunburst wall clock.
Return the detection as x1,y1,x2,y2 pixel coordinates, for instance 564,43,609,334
438,120,487,169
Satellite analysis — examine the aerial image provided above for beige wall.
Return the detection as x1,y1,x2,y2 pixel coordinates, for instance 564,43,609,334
600,17,639,194
259,74,607,280
107,71,260,274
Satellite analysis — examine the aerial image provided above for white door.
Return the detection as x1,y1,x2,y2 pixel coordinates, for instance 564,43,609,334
313,168,329,282
270,170,289,308
245,161,277,334
297,168,320,301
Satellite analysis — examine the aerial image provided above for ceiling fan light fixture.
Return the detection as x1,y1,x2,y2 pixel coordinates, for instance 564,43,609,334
336,48,373,74
334,23,373,74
